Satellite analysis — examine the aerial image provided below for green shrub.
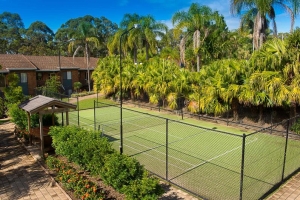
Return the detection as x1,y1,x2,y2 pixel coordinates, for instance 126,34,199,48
8,103,27,131
49,126,114,171
0,97,5,118
122,171,164,200
30,113,60,127
291,119,300,134
100,153,144,191
49,125,163,199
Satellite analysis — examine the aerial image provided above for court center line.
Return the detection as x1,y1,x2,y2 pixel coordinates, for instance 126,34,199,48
186,136,258,172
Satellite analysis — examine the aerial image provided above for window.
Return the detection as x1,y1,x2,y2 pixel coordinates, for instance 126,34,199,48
49,73,56,78
37,73,42,80
20,73,27,83
67,71,72,80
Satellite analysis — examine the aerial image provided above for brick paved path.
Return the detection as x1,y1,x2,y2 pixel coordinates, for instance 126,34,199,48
267,172,300,200
0,122,71,200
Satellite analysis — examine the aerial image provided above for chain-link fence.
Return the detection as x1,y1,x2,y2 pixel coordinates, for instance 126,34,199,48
90,101,300,200
39,91,300,200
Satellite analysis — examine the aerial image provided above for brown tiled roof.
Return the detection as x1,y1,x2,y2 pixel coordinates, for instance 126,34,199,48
26,56,77,71
0,54,37,72
66,57,99,70
0,54,99,72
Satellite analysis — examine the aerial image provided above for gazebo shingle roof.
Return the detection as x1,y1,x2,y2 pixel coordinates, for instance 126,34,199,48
19,95,77,114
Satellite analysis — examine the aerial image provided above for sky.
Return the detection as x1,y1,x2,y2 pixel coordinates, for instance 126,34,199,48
0,0,299,33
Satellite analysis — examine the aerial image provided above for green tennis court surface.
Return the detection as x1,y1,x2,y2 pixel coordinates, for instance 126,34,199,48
61,105,300,200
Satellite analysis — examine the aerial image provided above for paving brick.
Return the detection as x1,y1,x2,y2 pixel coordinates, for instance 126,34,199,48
0,123,71,200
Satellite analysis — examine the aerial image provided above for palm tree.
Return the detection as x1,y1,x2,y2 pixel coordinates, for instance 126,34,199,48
172,3,226,72
231,0,300,49
92,55,119,97
69,22,100,92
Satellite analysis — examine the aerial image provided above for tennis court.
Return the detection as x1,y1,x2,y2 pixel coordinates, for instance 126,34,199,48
63,104,300,200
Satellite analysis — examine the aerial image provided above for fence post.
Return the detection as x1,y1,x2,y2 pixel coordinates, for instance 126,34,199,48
77,96,79,126
94,100,96,131
166,118,169,181
281,120,289,181
239,134,246,200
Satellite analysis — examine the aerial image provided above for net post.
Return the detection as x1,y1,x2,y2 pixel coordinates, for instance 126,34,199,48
94,100,96,131
239,133,246,200
281,120,290,181
166,118,169,181
77,96,79,126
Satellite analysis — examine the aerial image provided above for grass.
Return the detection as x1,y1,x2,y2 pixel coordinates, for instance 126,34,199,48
59,98,300,200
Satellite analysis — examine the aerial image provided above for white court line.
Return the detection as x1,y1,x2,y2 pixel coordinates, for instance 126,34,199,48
185,136,258,172
125,121,183,140
125,137,195,167
123,140,189,171
101,114,148,126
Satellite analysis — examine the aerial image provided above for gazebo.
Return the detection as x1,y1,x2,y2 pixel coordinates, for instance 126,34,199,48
19,95,77,157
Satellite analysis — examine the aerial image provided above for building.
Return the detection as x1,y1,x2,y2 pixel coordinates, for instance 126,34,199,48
0,54,98,96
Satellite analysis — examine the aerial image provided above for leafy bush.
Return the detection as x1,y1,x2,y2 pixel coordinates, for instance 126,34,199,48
30,113,60,127
291,119,300,134
49,125,163,199
122,171,164,200
8,103,27,131
0,97,5,118
100,153,144,191
74,82,82,93
49,126,114,171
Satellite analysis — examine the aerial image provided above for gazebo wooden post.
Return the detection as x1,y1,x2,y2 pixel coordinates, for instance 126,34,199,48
39,113,44,159
66,111,69,125
27,112,32,145
52,106,55,126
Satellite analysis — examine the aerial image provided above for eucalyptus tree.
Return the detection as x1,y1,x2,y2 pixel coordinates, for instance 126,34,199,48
230,0,300,49
172,3,227,72
19,21,54,55
0,12,24,54
69,22,100,92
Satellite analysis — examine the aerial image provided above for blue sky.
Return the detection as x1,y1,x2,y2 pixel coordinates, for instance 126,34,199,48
0,0,299,33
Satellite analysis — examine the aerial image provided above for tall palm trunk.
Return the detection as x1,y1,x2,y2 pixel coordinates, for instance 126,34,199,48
85,43,91,92
290,101,297,126
180,37,185,67
258,104,264,124
133,44,138,63
231,97,239,121
194,30,201,72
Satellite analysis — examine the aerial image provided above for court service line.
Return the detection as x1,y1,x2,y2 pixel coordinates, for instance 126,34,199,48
125,121,183,140
124,137,196,168
124,143,189,171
